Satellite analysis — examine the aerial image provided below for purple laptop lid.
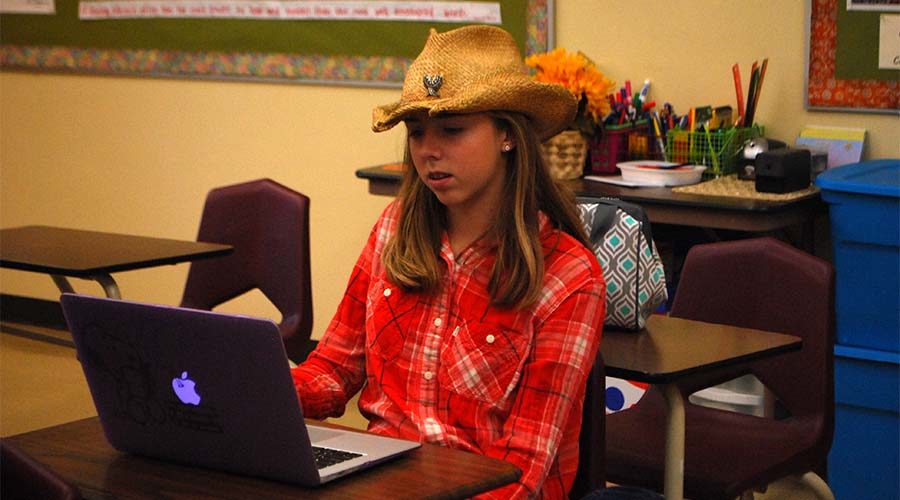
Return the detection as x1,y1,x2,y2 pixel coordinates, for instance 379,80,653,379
59,293,320,486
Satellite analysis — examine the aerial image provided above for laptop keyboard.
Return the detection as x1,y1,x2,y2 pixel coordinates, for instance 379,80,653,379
312,446,363,469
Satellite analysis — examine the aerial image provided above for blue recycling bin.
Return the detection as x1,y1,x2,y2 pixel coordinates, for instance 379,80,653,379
828,345,900,500
817,160,900,499
816,160,900,352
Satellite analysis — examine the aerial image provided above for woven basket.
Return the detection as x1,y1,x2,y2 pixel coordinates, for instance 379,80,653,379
542,130,587,180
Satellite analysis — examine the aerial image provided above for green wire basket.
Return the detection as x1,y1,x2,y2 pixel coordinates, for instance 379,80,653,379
665,125,763,178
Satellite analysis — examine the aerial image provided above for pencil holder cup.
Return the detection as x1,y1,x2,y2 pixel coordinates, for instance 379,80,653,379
627,121,663,161
587,121,659,175
587,123,632,175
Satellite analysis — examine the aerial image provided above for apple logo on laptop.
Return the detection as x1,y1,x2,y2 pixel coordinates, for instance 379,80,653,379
172,371,201,405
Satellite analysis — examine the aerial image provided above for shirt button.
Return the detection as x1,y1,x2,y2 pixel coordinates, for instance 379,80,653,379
485,334,495,344
383,288,392,297
424,371,434,381
433,317,442,327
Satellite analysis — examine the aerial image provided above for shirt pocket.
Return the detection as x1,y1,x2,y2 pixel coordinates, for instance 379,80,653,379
438,322,530,404
366,280,420,363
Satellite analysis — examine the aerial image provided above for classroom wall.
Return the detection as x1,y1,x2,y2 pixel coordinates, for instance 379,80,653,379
2,0,898,340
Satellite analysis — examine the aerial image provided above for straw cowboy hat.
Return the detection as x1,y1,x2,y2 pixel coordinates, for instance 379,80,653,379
372,25,577,141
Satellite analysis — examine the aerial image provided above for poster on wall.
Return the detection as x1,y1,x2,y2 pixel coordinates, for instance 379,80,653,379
806,0,899,113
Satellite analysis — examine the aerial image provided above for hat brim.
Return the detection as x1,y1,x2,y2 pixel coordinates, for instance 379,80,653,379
373,77,576,141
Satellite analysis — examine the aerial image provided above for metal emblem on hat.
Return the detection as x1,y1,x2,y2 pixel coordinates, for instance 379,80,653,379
423,75,443,97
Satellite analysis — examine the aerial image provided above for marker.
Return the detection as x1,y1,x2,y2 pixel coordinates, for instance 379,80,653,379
638,79,651,104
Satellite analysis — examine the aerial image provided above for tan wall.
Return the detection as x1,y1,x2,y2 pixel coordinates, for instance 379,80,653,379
2,0,898,340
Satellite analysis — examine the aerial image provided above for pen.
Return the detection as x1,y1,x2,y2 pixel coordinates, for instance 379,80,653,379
651,112,667,161
688,107,696,160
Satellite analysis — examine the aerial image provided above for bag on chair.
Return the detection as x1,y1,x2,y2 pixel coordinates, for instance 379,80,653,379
578,199,667,330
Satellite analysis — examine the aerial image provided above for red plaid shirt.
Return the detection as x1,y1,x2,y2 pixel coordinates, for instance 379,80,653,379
292,201,605,499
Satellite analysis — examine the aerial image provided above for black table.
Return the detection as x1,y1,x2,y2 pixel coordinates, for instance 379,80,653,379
356,163,826,246
0,225,233,299
6,417,520,499
601,315,802,499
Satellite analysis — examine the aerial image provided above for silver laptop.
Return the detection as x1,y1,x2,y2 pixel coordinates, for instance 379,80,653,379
59,293,420,486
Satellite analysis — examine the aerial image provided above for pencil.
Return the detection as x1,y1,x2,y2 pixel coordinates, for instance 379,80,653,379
732,63,744,125
749,58,768,126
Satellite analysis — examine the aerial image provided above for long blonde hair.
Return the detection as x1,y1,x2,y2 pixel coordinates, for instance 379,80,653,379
382,111,589,308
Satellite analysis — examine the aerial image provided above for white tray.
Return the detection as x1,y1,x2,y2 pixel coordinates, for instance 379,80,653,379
617,161,707,187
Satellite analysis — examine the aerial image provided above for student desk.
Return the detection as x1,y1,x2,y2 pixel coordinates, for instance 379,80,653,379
0,225,233,299
5,417,521,499
355,164,825,250
601,315,803,500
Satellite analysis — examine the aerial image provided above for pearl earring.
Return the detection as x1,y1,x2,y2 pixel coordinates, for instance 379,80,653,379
503,144,512,152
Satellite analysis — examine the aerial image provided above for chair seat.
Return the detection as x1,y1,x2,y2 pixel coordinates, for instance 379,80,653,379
606,388,824,500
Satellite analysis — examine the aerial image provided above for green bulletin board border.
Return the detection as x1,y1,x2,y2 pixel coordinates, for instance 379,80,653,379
0,0,552,86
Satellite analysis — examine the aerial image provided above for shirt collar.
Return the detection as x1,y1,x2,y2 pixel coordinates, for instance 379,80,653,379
439,211,554,263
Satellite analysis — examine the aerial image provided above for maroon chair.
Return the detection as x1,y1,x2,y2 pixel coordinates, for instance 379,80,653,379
571,353,665,500
1,440,81,500
180,179,313,362
605,237,835,499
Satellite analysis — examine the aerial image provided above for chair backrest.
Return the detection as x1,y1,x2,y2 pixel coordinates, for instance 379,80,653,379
571,352,606,500
180,179,313,362
669,237,834,457
1,439,81,500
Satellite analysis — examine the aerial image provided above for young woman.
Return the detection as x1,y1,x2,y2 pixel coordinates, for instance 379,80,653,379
292,25,606,499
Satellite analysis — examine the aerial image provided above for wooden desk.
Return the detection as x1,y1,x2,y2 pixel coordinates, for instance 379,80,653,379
601,315,802,500
0,226,233,299
356,164,825,234
6,417,520,499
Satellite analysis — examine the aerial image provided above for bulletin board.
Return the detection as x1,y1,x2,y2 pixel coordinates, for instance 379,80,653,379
805,0,899,113
0,0,552,86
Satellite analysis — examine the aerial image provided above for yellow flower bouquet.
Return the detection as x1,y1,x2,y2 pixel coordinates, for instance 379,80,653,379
525,48,616,137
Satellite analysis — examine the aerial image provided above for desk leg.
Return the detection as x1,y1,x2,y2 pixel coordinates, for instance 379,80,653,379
50,275,75,295
663,384,685,500
93,274,121,299
50,274,121,299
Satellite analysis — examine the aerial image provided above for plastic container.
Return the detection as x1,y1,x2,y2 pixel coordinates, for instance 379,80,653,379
815,160,900,352
688,374,766,417
587,123,638,175
828,344,900,500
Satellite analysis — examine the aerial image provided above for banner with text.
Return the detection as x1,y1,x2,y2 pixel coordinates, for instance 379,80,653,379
78,0,502,22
